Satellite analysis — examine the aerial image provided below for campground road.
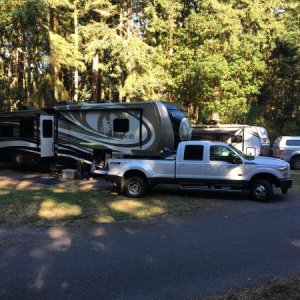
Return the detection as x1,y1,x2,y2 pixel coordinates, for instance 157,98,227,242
1,190,300,300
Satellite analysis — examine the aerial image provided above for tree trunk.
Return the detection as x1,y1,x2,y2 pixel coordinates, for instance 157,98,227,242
109,84,113,102
125,0,133,38
17,31,25,103
12,49,18,87
92,54,99,102
118,78,123,102
98,69,104,102
73,1,79,102
49,7,59,104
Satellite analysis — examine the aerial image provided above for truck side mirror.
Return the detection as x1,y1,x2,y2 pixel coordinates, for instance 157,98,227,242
230,154,242,164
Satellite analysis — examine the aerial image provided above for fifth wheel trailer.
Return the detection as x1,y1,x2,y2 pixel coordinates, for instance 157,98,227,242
0,101,191,172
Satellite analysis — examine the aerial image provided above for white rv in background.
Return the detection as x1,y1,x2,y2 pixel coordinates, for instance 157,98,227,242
191,124,270,156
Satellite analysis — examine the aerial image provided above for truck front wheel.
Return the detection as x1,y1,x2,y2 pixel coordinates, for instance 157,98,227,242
250,179,273,202
123,176,147,198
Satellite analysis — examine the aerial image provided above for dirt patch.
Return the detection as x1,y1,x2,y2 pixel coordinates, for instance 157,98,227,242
0,168,109,191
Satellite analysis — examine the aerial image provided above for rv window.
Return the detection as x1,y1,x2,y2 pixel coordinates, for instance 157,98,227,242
0,126,14,137
184,145,204,160
231,135,242,143
113,119,129,132
43,120,53,138
20,119,34,138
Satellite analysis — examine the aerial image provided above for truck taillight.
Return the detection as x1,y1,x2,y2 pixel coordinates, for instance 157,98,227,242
278,148,284,156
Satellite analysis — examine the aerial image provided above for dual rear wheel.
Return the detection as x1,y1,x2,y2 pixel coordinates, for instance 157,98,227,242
122,176,147,198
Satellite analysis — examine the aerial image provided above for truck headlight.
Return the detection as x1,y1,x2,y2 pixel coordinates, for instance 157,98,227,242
278,166,287,177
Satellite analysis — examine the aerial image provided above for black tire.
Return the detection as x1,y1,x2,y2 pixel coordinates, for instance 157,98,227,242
123,176,147,198
250,179,273,202
290,156,300,170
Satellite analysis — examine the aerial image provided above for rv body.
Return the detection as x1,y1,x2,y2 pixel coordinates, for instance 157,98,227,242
191,124,270,156
0,109,54,166
0,101,191,171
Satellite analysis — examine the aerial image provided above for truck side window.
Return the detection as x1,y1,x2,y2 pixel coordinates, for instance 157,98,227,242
184,145,204,160
210,145,233,162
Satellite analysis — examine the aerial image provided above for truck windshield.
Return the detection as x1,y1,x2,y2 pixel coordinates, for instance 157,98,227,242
228,144,254,160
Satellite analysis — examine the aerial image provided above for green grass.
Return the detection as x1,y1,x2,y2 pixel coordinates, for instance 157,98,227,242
0,170,298,226
0,183,226,226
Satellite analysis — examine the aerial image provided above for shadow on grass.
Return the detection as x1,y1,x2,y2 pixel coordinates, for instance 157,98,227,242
1,168,296,226
0,181,233,226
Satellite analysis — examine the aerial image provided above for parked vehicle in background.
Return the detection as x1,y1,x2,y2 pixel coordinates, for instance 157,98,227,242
272,136,300,170
191,124,270,156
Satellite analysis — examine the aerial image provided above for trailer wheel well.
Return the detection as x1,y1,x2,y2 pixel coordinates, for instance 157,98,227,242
250,173,280,188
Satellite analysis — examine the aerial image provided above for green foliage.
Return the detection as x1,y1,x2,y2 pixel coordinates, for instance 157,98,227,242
170,0,283,123
48,32,85,71
0,79,18,111
0,0,298,135
252,0,300,134
78,84,92,102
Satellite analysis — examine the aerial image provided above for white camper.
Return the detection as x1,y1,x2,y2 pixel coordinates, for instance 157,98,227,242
192,124,270,156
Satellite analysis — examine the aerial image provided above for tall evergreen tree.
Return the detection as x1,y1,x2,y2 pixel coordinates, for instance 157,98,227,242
170,0,284,123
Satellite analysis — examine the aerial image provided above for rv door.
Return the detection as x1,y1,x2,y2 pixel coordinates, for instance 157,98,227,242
40,115,54,157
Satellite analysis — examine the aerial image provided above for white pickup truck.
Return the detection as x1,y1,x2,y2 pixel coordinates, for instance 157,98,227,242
105,141,292,202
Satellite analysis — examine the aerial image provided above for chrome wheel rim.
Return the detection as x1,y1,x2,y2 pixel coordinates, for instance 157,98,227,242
128,181,141,196
254,184,267,200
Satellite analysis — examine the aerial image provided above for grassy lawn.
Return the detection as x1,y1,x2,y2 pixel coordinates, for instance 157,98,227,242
0,177,226,226
206,277,300,300
0,170,298,226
